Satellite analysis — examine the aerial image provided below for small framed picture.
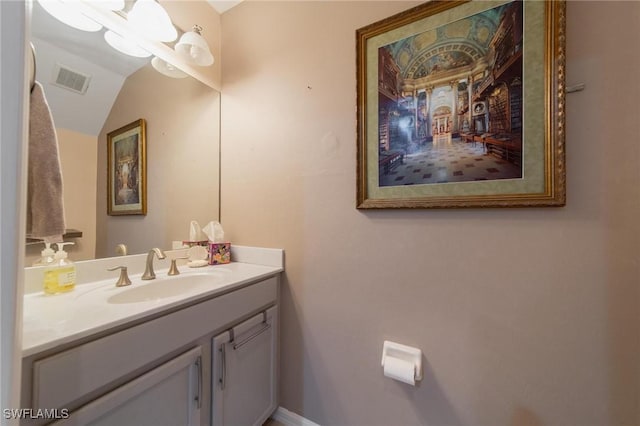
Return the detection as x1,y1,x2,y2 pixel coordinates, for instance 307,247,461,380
107,119,147,215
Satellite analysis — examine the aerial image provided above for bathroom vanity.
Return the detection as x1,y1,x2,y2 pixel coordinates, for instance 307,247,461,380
20,246,283,426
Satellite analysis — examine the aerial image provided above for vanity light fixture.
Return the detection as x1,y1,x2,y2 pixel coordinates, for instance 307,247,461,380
104,30,152,58
43,0,215,83
151,57,188,79
175,25,214,67
127,0,177,43
37,0,103,32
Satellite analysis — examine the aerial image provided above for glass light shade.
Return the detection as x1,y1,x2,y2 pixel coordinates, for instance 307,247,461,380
104,31,151,58
151,57,188,79
175,26,214,66
95,0,125,11
38,0,103,32
127,0,177,42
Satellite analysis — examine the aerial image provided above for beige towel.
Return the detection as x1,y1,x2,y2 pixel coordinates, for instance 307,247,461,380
27,81,66,243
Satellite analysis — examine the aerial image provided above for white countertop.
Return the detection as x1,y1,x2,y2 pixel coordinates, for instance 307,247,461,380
22,246,283,358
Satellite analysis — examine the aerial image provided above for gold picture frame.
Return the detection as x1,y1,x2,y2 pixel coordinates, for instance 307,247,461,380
107,119,147,215
356,0,566,209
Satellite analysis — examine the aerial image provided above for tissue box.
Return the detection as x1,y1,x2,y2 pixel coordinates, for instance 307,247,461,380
208,242,231,265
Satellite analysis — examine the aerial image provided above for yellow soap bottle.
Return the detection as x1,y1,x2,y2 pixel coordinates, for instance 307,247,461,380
44,242,76,295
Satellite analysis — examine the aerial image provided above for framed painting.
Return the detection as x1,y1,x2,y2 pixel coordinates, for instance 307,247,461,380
107,118,147,215
356,0,566,208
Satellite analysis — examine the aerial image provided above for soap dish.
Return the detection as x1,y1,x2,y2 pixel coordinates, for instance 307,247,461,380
187,246,208,261
187,260,208,268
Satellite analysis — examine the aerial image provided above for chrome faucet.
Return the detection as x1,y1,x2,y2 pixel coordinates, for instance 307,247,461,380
142,248,166,280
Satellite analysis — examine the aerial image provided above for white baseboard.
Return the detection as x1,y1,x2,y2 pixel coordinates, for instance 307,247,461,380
271,407,321,426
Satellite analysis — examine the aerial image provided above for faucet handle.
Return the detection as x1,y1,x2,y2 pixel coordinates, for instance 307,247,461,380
168,257,189,276
107,266,132,287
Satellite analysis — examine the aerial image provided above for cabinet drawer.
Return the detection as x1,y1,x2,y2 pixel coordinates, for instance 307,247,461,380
54,347,202,426
32,277,277,410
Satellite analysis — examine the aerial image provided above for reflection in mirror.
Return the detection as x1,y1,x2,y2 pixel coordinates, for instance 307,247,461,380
26,1,220,264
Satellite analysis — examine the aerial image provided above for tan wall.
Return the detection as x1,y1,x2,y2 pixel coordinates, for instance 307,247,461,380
25,128,97,264
220,2,640,425
96,64,220,258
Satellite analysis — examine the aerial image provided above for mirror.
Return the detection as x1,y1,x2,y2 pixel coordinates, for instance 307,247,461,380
26,1,221,264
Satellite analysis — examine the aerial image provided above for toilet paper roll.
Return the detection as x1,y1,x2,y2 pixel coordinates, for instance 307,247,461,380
383,356,416,386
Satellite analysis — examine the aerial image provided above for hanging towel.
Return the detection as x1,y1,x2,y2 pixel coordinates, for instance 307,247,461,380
27,81,66,243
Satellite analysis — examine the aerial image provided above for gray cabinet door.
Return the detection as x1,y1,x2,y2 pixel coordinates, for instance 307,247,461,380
212,306,277,426
54,346,202,426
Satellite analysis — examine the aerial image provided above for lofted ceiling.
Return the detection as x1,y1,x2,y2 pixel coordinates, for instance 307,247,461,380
206,0,243,14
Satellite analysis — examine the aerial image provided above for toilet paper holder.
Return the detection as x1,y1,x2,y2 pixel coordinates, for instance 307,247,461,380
381,340,423,382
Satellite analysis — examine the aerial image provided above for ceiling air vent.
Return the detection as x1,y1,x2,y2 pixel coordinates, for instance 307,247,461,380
52,63,91,94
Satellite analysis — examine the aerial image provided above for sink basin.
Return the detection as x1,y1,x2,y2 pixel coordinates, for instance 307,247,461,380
107,274,219,304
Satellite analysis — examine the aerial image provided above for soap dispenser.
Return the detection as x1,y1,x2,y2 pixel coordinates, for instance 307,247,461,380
32,242,56,267
43,242,76,295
